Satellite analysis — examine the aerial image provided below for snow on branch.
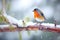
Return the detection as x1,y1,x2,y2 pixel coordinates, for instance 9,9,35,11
0,24,60,33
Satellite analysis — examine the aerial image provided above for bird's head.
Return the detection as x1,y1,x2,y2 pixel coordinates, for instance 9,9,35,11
33,8,37,12
33,8,40,12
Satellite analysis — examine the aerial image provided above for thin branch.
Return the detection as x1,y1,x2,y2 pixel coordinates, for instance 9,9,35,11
0,25,60,33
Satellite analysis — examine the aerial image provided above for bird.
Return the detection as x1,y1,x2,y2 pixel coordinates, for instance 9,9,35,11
33,8,46,25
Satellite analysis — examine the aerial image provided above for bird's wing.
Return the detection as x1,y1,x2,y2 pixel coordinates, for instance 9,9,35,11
37,9,46,20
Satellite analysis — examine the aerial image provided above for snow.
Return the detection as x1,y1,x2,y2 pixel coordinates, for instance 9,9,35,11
1,8,21,27
56,25,60,28
26,22,36,26
3,14,21,26
0,25,16,29
0,21,60,28
41,23,55,28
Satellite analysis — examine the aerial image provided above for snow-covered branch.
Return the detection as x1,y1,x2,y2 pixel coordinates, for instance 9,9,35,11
0,24,60,33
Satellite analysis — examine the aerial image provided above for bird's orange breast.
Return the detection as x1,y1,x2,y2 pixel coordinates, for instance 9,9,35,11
34,11,44,21
34,11,40,18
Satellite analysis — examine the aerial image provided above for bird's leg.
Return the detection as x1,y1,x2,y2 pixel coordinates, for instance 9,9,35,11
39,22,42,26
34,20,42,26
34,19,38,25
35,22,42,26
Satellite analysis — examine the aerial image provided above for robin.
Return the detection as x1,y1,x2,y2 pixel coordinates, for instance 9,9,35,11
33,8,46,25
33,8,57,27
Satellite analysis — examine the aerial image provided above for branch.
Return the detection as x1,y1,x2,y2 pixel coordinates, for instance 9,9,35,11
0,25,60,33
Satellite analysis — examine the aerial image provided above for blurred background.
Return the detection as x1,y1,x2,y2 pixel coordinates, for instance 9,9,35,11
0,0,60,40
